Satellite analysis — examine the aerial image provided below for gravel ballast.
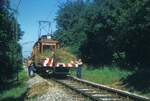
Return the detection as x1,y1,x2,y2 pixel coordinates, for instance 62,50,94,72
25,75,86,101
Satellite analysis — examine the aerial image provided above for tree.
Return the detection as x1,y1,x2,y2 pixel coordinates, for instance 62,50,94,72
114,0,150,69
54,0,150,70
54,0,87,55
0,0,23,85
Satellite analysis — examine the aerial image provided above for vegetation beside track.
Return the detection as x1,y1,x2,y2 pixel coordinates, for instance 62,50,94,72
0,69,28,101
54,1,150,98
71,66,150,97
71,66,132,87
0,0,23,85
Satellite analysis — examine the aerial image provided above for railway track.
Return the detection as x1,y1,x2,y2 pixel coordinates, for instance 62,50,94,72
52,76,150,101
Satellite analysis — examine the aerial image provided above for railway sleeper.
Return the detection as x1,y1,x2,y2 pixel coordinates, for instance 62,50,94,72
92,94,111,97
78,88,95,92
86,92,109,95
92,94,121,100
70,85,83,89
100,98,122,101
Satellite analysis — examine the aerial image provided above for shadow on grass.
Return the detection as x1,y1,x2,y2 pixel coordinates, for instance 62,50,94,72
0,68,24,92
1,91,26,101
122,69,150,93
0,80,21,92
0,81,27,101
0,71,28,101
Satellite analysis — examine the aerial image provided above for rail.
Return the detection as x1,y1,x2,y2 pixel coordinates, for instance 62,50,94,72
68,76,150,101
53,77,150,101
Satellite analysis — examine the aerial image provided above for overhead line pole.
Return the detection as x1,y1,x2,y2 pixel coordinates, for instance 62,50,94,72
13,0,21,81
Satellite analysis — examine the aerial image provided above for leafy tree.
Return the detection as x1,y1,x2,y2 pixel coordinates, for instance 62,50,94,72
0,0,23,85
114,0,150,69
54,0,150,70
80,0,121,65
54,0,87,55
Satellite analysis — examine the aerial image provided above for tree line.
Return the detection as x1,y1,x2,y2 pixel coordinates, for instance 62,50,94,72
54,0,150,70
0,0,22,85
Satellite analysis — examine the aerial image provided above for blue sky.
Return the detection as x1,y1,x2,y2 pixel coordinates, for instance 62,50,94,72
10,0,66,57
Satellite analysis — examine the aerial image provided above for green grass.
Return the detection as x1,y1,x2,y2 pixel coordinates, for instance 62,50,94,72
71,66,150,97
0,69,28,101
71,66,133,88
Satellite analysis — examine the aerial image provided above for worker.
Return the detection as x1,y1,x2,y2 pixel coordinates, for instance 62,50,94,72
27,60,34,77
76,59,83,78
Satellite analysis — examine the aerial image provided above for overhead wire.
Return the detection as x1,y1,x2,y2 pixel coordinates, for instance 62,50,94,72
16,0,21,11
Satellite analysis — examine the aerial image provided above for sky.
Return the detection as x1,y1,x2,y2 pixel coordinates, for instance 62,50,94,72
10,0,66,58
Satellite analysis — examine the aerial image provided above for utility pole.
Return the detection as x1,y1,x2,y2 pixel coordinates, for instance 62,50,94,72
13,0,21,81
38,21,51,38
13,10,19,81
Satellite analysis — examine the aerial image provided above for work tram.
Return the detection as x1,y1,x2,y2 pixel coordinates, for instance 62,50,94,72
31,35,79,76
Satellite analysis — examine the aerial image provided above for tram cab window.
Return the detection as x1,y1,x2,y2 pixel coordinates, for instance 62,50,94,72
43,45,51,52
43,45,56,52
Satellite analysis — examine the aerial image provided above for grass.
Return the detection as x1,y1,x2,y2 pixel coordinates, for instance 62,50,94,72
0,69,28,101
71,66,150,97
71,66,132,88
83,68,131,87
